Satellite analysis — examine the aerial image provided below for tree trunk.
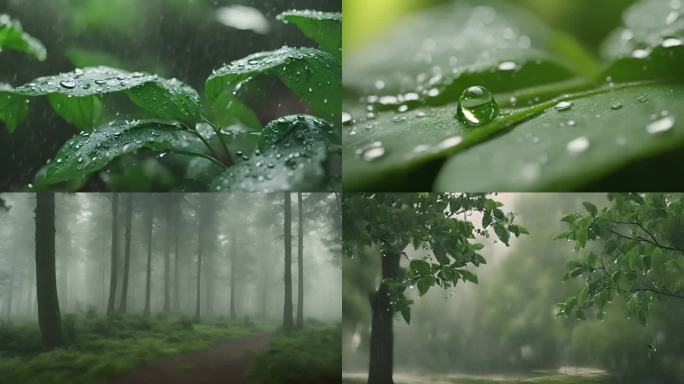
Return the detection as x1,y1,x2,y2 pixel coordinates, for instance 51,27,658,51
106,194,119,316
163,205,171,313
296,193,304,328
367,250,400,384
143,204,153,317
173,202,180,313
282,193,294,330
195,198,205,320
5,252,17,319
229,233,236,320
119,193,133,313
34,193,64,349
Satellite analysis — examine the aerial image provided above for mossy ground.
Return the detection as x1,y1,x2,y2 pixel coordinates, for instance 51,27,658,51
0,313,274,384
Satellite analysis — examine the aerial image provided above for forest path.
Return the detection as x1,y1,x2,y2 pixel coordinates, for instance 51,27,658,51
113,332,274,384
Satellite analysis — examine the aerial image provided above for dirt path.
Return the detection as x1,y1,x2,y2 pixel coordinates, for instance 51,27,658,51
113,332,274,384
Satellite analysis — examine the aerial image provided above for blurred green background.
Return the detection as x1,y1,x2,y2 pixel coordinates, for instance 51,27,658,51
0,0,340,190
343,0,638,56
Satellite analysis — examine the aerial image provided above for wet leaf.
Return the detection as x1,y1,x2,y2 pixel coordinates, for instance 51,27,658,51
435,83,684,191
205,47,341,126
0,84,29,133
277,10,341,58
0,14,46,61
34,119,202,188
4,66,201,131
209,115,340,192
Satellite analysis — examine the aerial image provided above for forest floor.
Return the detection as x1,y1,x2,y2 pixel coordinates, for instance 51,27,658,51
0,314,275,384
342,369,610,384
112,332,274,384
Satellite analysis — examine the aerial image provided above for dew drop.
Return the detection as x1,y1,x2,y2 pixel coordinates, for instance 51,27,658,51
342,112,353,125
554,101,573,111
357,142,387,162
611,102,623,110
646,116,675,135
567,136,590,154
456,86,498,126
662,37,683,48
497,61,518,71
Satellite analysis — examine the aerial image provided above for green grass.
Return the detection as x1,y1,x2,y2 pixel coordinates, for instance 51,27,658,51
248,322,341,384
0,314,275,384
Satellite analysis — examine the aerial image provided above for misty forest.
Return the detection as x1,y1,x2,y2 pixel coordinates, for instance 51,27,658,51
0,192,341,384
343,193,684,384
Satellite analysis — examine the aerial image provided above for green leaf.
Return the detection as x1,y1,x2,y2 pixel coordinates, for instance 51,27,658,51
0,85,29,133
409,259,431,275
601,0,684,61
277,10,341,59
583,202,598,217
458,269,478,284
493,223,510,246
416,276,433,296
5,66,201,131
435,83,684,191
561,213,580,224
400,306,411,325
0,14,46,61
34,119,202,188
205,47,340,126
47,94,103,129
470,243,485,251
209,115,340,192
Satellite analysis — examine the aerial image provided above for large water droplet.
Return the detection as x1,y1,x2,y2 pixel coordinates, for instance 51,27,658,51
554,101,573,111
342,112,353,125
456,86,498,126
60,80,76,89
567,136,590,154
357,142,387,162
497,61,518,71
646,116,675,135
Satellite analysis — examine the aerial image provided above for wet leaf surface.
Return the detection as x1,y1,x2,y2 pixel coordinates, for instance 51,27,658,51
0,14,46,60
210,115,340,192
277,10,342,59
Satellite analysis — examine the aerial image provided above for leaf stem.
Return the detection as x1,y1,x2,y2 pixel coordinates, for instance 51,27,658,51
181,124,226,167
202,115,234,167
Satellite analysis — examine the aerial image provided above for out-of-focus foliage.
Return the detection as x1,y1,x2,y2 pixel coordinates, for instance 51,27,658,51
0,14,46,61
556,193,684,325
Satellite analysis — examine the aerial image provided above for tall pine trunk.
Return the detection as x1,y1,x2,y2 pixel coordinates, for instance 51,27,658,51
282,193,294,330
35,193,63,349
296,193,304,328
173,201,180,313
229,233,236,319
143,204,153,317
106,194,119,317
119,193,133,313
367,250,400,384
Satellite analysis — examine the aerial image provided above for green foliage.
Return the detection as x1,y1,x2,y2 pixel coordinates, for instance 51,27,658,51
343,193,525,324
247,324,341,384
556,193,684,324
277,10,342,59
0,14,46,60
0,314,273,384
209,115,340,192
0,9,341,192
343,0,684,191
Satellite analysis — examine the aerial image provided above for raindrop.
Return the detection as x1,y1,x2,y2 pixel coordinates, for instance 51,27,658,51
342,112,353,125
567,120,577,127
456,86,498,126
632,49,650,59
662,37,683,48
497,61,518,71
437,136,463,150
554,101,573,111
358,142,387,162
646,116,675,135
60,80,76,89
611,102,623,110
567,136,590,154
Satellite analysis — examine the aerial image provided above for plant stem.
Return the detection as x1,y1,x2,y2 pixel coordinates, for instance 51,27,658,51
202,116,234,166
182,124,225,166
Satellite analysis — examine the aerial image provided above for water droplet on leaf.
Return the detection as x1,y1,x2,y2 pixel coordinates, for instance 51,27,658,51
456,86,498,126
